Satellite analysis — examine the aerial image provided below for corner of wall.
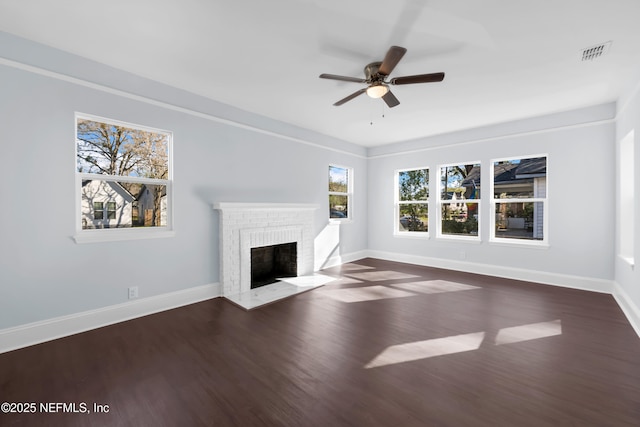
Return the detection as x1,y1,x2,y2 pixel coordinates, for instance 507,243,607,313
613,282,640,338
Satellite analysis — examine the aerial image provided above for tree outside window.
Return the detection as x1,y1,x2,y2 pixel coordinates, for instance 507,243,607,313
439,163,480,238
397,168,429,233
76,114,171,230
329,165,351,219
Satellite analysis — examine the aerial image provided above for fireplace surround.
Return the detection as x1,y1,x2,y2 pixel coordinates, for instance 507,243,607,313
213,203,318,303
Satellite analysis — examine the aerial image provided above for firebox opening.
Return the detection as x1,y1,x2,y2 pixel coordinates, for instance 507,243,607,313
250,242,297,289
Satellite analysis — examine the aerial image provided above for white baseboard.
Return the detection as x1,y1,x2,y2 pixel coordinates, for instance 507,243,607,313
612,282,640,338
3,251,635,355
364,250,614,294
0,283,221,354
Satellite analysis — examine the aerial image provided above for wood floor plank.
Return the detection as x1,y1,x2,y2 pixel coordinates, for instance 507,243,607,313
1,258,639,426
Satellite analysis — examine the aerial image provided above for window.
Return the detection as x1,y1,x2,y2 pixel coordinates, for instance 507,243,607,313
491,155,547,244
106,201,116,220
93,202,104,220
76,113,172,240
396,168,429,234
329,165,351,220
438,163,480,239
619,131,634,265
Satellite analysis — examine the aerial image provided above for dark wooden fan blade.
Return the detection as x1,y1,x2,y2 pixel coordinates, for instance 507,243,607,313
390,72,445,85
382,90,400,108
320,73,367,83
334,88,367,106
378,46,407,76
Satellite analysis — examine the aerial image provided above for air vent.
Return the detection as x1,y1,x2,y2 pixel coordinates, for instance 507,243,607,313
581,41,612,61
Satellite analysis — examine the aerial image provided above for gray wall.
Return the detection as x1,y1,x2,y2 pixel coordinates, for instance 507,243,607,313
367,104,616,282
0,39,368,330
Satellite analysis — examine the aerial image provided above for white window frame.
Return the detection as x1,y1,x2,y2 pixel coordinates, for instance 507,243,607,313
395,167,430,238
329,164,352,222
489,154,548,247
437,161,481,242
74,112,174,243
618,131,634,268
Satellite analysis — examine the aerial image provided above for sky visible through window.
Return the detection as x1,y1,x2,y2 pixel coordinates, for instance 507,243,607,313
329,166,348,192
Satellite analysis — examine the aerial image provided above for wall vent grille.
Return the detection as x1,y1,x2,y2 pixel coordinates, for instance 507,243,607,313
581,41,612,61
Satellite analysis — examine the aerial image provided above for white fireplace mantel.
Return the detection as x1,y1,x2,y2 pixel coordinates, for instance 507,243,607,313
213,203,319,300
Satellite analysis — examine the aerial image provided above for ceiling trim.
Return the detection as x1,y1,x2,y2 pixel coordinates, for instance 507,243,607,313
0,56,367,159
367,115,615,159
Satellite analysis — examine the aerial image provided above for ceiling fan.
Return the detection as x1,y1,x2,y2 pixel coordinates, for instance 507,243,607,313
319,46,445,108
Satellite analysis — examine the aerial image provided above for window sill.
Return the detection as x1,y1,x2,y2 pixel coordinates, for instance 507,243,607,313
394,231,430,239
73,228,176,244
329,218,352,224
489,239,549,249
436,235,481,243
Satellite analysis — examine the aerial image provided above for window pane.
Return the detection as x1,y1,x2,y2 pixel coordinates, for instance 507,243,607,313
399,204,428,232
494,157,546,199
106,201,116,219
441,164,480,200
81,180,167,229
93,202,104,220
441,202,478,236
495,202,544,240
77,118,169,179
329,166,348,193
398,169,429,201
329,195,348,218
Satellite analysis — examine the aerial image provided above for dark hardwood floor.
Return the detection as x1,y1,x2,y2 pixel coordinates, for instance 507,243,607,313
1,258,639,426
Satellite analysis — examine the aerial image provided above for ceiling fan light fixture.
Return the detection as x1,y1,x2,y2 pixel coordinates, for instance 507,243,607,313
366,84,389,99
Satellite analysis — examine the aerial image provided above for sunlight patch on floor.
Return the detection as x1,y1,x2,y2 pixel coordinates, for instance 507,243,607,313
495,320,562,345
364,332,486,369
329,277,364,286
278,275,336,287
346,270,421,281
335,263,376,272
390,280,481,294
317,285,416,303
225,274,335,310
365,320,563,368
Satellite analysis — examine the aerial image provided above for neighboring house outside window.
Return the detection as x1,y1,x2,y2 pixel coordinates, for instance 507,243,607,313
83,180,134,227
76,113,172,238
490,155,547,244
439,162,481,239
395,168,429,235
329,165,352,220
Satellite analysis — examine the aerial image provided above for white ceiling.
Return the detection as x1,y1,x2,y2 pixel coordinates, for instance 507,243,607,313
2,0,640,147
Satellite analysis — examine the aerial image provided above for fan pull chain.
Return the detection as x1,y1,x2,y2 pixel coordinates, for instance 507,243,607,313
370,103,387,125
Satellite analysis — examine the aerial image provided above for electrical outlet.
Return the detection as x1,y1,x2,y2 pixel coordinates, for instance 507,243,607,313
128,286,139,299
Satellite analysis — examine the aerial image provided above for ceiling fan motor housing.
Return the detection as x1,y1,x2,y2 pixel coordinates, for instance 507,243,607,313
365,62,384,82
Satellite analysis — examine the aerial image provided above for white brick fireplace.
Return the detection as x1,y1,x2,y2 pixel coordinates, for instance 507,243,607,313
213,203,323,308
